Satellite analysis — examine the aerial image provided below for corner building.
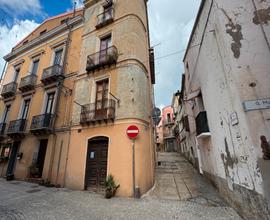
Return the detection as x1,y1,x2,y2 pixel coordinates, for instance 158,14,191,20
67,0,155,196
0,0,155,197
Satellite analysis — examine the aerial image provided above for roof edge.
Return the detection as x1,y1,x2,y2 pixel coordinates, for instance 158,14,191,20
13,8,84,49
183,0,206,62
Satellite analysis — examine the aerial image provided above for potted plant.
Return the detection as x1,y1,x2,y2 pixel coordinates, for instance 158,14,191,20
29,164,40,178
105,174,120,199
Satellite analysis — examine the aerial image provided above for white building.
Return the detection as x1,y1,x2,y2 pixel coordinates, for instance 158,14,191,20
182,0,270,219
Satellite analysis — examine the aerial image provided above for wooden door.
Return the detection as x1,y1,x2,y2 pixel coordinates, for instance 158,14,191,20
6,141,20,178
37,139,48,178
95,79,109,120
85,137,108,189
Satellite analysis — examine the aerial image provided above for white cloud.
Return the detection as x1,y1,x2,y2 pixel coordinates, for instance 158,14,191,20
0,20,39,75
148,0,201,107
75,0,84,8
0,0,42,15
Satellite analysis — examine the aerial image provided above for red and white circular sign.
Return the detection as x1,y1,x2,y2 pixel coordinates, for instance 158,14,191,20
126,125,139,139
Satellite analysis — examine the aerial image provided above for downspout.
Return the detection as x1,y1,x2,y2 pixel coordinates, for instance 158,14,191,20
48,18,74,182
63,79,76,187
0,61,7,81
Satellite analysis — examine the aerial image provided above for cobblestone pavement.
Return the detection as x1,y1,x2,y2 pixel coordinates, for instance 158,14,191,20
149,153,228,205
0,153,242,220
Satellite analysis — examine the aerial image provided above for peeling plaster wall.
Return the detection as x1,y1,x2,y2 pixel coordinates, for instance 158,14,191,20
183,0,270,218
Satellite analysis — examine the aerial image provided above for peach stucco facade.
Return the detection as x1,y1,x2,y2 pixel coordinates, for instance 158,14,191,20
0,0,155,197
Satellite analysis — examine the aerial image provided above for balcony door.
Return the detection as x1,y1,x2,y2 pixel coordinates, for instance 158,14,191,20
2,105,10,123
31,60,40,75
21,99,30,120
103,4,113,22
95,79,109,119
0,105,10,135
53,49,63,66
13,67,20,83
6,141,21,179
99,35,112,64
45,92,55,115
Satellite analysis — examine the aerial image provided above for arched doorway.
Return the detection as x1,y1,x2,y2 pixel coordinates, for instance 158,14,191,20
85,136,109,190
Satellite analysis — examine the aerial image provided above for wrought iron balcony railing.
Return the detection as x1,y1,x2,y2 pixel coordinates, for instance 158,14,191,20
96,7,114,29
195,111,210,136
86,46,118,72
19,74,37,92
30,114,54,135
7,119,26,136
1,82,17,99
80,99,116,124
0,123,6,136
41,64,63,85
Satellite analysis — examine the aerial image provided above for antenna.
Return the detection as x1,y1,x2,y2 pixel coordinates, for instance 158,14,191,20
73,0,77,17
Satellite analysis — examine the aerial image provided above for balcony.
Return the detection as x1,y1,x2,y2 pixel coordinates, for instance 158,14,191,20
80,99,116,125
1,82,17,99
195,111,210,138
19,75,37,93
7,119,27,139
41,64,63,85
96,7,114,29
86,46,118,72
30,114,54,135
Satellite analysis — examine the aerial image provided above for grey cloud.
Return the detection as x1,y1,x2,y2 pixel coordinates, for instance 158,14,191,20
148,0,201,107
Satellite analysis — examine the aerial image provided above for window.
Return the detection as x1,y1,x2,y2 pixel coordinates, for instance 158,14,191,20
40,29,47,35
45,92,55,114
100,35,112,63
100,35,112,50
53,49,63,65
96,79,109,109
31,60,40,75
1,105,11,123
13,67,20,82
21,99,30,119
0,144,11,159
103,3,113,20
23,40,29,45
61,18,69,24
167,113,171,123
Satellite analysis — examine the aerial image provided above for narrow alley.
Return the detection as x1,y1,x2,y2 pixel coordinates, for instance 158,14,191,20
148,152,242,216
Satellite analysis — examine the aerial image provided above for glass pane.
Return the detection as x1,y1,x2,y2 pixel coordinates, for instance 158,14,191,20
32,60,39,75
54,49,63,65
97,92,102,100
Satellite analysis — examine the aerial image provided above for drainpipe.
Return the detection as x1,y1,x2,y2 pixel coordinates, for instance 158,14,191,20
0,61,7,81
48,17,74,182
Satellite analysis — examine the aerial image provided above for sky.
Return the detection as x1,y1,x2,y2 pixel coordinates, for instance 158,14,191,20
0,0,201,109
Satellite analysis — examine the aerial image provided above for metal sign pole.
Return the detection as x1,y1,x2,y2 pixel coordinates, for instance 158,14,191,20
132,139,136,198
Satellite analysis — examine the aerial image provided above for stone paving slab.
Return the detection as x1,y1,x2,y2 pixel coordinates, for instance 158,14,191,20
0,152,243,220
0,179,242,220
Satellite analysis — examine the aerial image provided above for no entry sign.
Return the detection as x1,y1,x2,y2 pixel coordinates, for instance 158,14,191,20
127,125,139,139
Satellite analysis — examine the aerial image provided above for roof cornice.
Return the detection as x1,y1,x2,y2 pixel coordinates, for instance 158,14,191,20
4,15,84,62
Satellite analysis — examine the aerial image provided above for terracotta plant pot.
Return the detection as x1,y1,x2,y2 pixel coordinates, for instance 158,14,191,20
105,189,113,199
